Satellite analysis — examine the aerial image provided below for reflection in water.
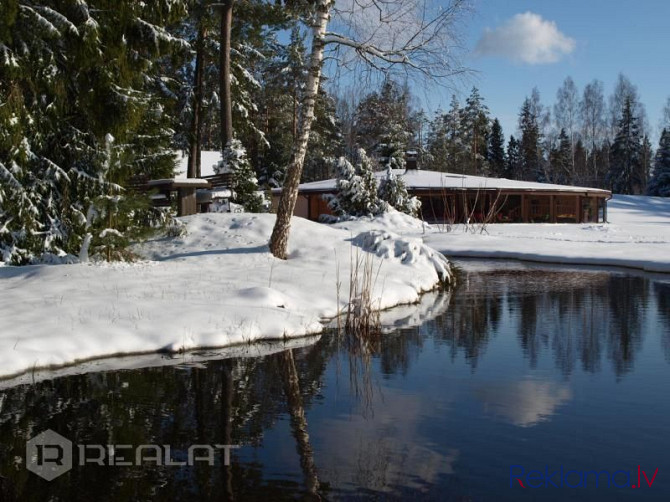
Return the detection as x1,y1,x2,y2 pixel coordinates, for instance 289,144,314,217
439,269,653,377
475,380,573,427
1,266,669,500
654,281,670,362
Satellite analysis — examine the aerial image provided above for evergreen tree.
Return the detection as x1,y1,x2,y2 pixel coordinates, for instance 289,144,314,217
518,97,540,181
648,129,670,196
221,139,264,211
574,139,588,185
378,166,420,216
550,128,572,184
424,108,448,172
640,135,652,194
0,0,187,264
460,87,490,175
506,136,522,179
444,95,465,172
328,149,382,217
487,118,506,178
608,97,643,194
354,79,414,168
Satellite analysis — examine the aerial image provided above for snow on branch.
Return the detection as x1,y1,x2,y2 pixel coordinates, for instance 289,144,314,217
0,161,22,191
18,4,61,38
33,5,79,36
136,18,190,52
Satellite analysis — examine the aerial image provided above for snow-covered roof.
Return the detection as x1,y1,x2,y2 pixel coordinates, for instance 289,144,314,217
279,169,610,195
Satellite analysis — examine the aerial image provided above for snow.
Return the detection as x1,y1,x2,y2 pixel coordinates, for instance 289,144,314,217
0,214,451,380
175,151,223,178
1,193,667,382
148,178,210,186
424,195,670,273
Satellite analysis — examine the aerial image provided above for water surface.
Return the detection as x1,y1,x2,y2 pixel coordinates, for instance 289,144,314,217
1,261,669,501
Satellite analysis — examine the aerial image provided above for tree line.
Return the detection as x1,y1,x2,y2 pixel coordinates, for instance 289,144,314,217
2,1,669,265
423,75,670,196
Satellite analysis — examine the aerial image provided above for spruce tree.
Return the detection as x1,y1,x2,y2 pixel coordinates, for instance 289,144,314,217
506,136,522,179
608,97,643,194
487,118,506,178
0,1,188,263
648,129,670,196
550,128,572,184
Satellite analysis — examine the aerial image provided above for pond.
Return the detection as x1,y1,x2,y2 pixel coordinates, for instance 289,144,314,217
1,261,669,501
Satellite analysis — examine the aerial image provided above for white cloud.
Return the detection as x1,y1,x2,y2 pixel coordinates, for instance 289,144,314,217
475,12,576,64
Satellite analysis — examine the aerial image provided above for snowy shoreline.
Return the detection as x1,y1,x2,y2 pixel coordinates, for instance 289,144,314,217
0,212,451,381
424,195,670,274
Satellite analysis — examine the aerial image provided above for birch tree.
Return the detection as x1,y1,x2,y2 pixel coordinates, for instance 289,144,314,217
554,76,579,182
579,79,606,185
269,0,471,259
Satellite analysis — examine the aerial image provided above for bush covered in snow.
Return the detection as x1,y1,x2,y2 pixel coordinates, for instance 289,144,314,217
327,149,385,218
377,165,421,217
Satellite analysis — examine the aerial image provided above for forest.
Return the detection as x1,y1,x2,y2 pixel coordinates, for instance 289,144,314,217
1,0,669,264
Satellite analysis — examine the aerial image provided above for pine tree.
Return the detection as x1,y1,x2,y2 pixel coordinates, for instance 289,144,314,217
608,97,643,194
378,166,420,216
487,118,506,178
647,129,670,196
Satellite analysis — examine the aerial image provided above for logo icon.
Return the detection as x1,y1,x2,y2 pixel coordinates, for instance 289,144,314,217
26,430,72,481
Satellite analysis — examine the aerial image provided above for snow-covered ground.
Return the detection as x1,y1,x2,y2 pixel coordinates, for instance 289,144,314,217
423,195,670,273
0,194,667,382
0,214,450,380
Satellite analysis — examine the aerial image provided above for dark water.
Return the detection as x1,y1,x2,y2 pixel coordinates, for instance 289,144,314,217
1,262,670,501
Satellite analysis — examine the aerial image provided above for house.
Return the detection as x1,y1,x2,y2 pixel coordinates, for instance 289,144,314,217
271,168,611,224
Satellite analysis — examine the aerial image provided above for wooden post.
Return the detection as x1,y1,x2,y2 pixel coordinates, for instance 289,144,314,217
521,194,528,222
575,196,581,223
178,187,197,216
549,195,555,223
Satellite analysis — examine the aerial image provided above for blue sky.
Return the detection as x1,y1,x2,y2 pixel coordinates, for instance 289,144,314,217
441,0,670,142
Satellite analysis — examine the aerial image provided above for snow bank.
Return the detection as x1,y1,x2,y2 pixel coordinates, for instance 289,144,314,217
0,213,452,380
424,195,670,273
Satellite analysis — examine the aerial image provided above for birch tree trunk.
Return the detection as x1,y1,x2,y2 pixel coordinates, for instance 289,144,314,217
269,0,331,259
220,0,234,150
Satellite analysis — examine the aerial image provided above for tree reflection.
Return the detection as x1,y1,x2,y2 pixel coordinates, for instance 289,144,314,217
426,269,652,377
654,281,670,362
0,342,333,501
